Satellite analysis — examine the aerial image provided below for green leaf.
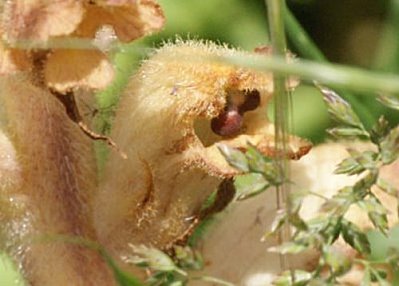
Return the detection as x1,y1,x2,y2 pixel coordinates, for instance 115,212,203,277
320,85,365,129
126,245,181,273
334,155,364,175
173,245,203,270
353,170,378,192
380,125,399,164
217,144,249,172
244,144,283,185
268,241,308,255
245,144,272,173
262,165,283,185
376,178,398,197
368,210,389,234
101,251,144,286
370,116,390,145
370,268,389,286
288,212,308,231
289,189,310,212
357,196,387,216
273,270,312,286
169,281,185,286
306,215,331,232
187,217,213,247
321,187,354,214
237,184,269,200
353,150,378,170
341,220,371,254
361,268,371,286
328,127,369,138
313,215,342,244
291,233,319,250
386,246,399,263
353,169,378,190
263,209,287,240
378,94,399,110
193,276,235,286
334,150,377,175
235,173,270,200
112,267,144,286
323,246,351,275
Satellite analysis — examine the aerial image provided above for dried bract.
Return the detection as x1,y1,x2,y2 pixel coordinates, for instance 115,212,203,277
44,49,115,92
0,0,165,92
1,0,164,42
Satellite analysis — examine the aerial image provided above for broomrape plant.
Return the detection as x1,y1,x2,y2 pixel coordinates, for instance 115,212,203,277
2,0,399,286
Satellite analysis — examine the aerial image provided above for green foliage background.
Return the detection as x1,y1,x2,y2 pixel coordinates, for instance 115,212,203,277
2,0,399,284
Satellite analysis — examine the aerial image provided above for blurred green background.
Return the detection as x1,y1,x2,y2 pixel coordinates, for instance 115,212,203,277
2,0,399,284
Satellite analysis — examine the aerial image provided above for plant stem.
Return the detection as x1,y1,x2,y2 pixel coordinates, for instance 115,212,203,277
374,0,399,73
284,8,375,128
267,0,287,56
214,53,399,96
266,0,289,143
4,38,97,50
266,0,292,276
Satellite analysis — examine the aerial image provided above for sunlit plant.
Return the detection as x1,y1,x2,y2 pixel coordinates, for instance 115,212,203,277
2,1,399,286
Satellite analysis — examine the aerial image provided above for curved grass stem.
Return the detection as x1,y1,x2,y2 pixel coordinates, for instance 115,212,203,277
215,53,399,96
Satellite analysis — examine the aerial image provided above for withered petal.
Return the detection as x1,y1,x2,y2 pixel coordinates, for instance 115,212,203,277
75,0,165,41
0,42,31,75
2,0,84,42
44,49,114,93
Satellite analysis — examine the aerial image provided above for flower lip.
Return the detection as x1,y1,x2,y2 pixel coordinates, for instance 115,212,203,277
210,89,261,137
211,105,243,137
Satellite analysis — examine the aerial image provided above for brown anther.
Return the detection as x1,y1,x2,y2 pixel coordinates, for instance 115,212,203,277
239,90,261,113
211,105,243,136
211,90,260,137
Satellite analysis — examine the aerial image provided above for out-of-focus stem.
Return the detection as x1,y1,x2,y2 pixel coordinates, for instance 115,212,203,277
266,0,292,275
284,8,375,128
284,9,325,61
214,53,399,96
374,0,399,73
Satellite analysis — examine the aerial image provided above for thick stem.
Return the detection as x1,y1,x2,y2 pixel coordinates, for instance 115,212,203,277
0,76,116,286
